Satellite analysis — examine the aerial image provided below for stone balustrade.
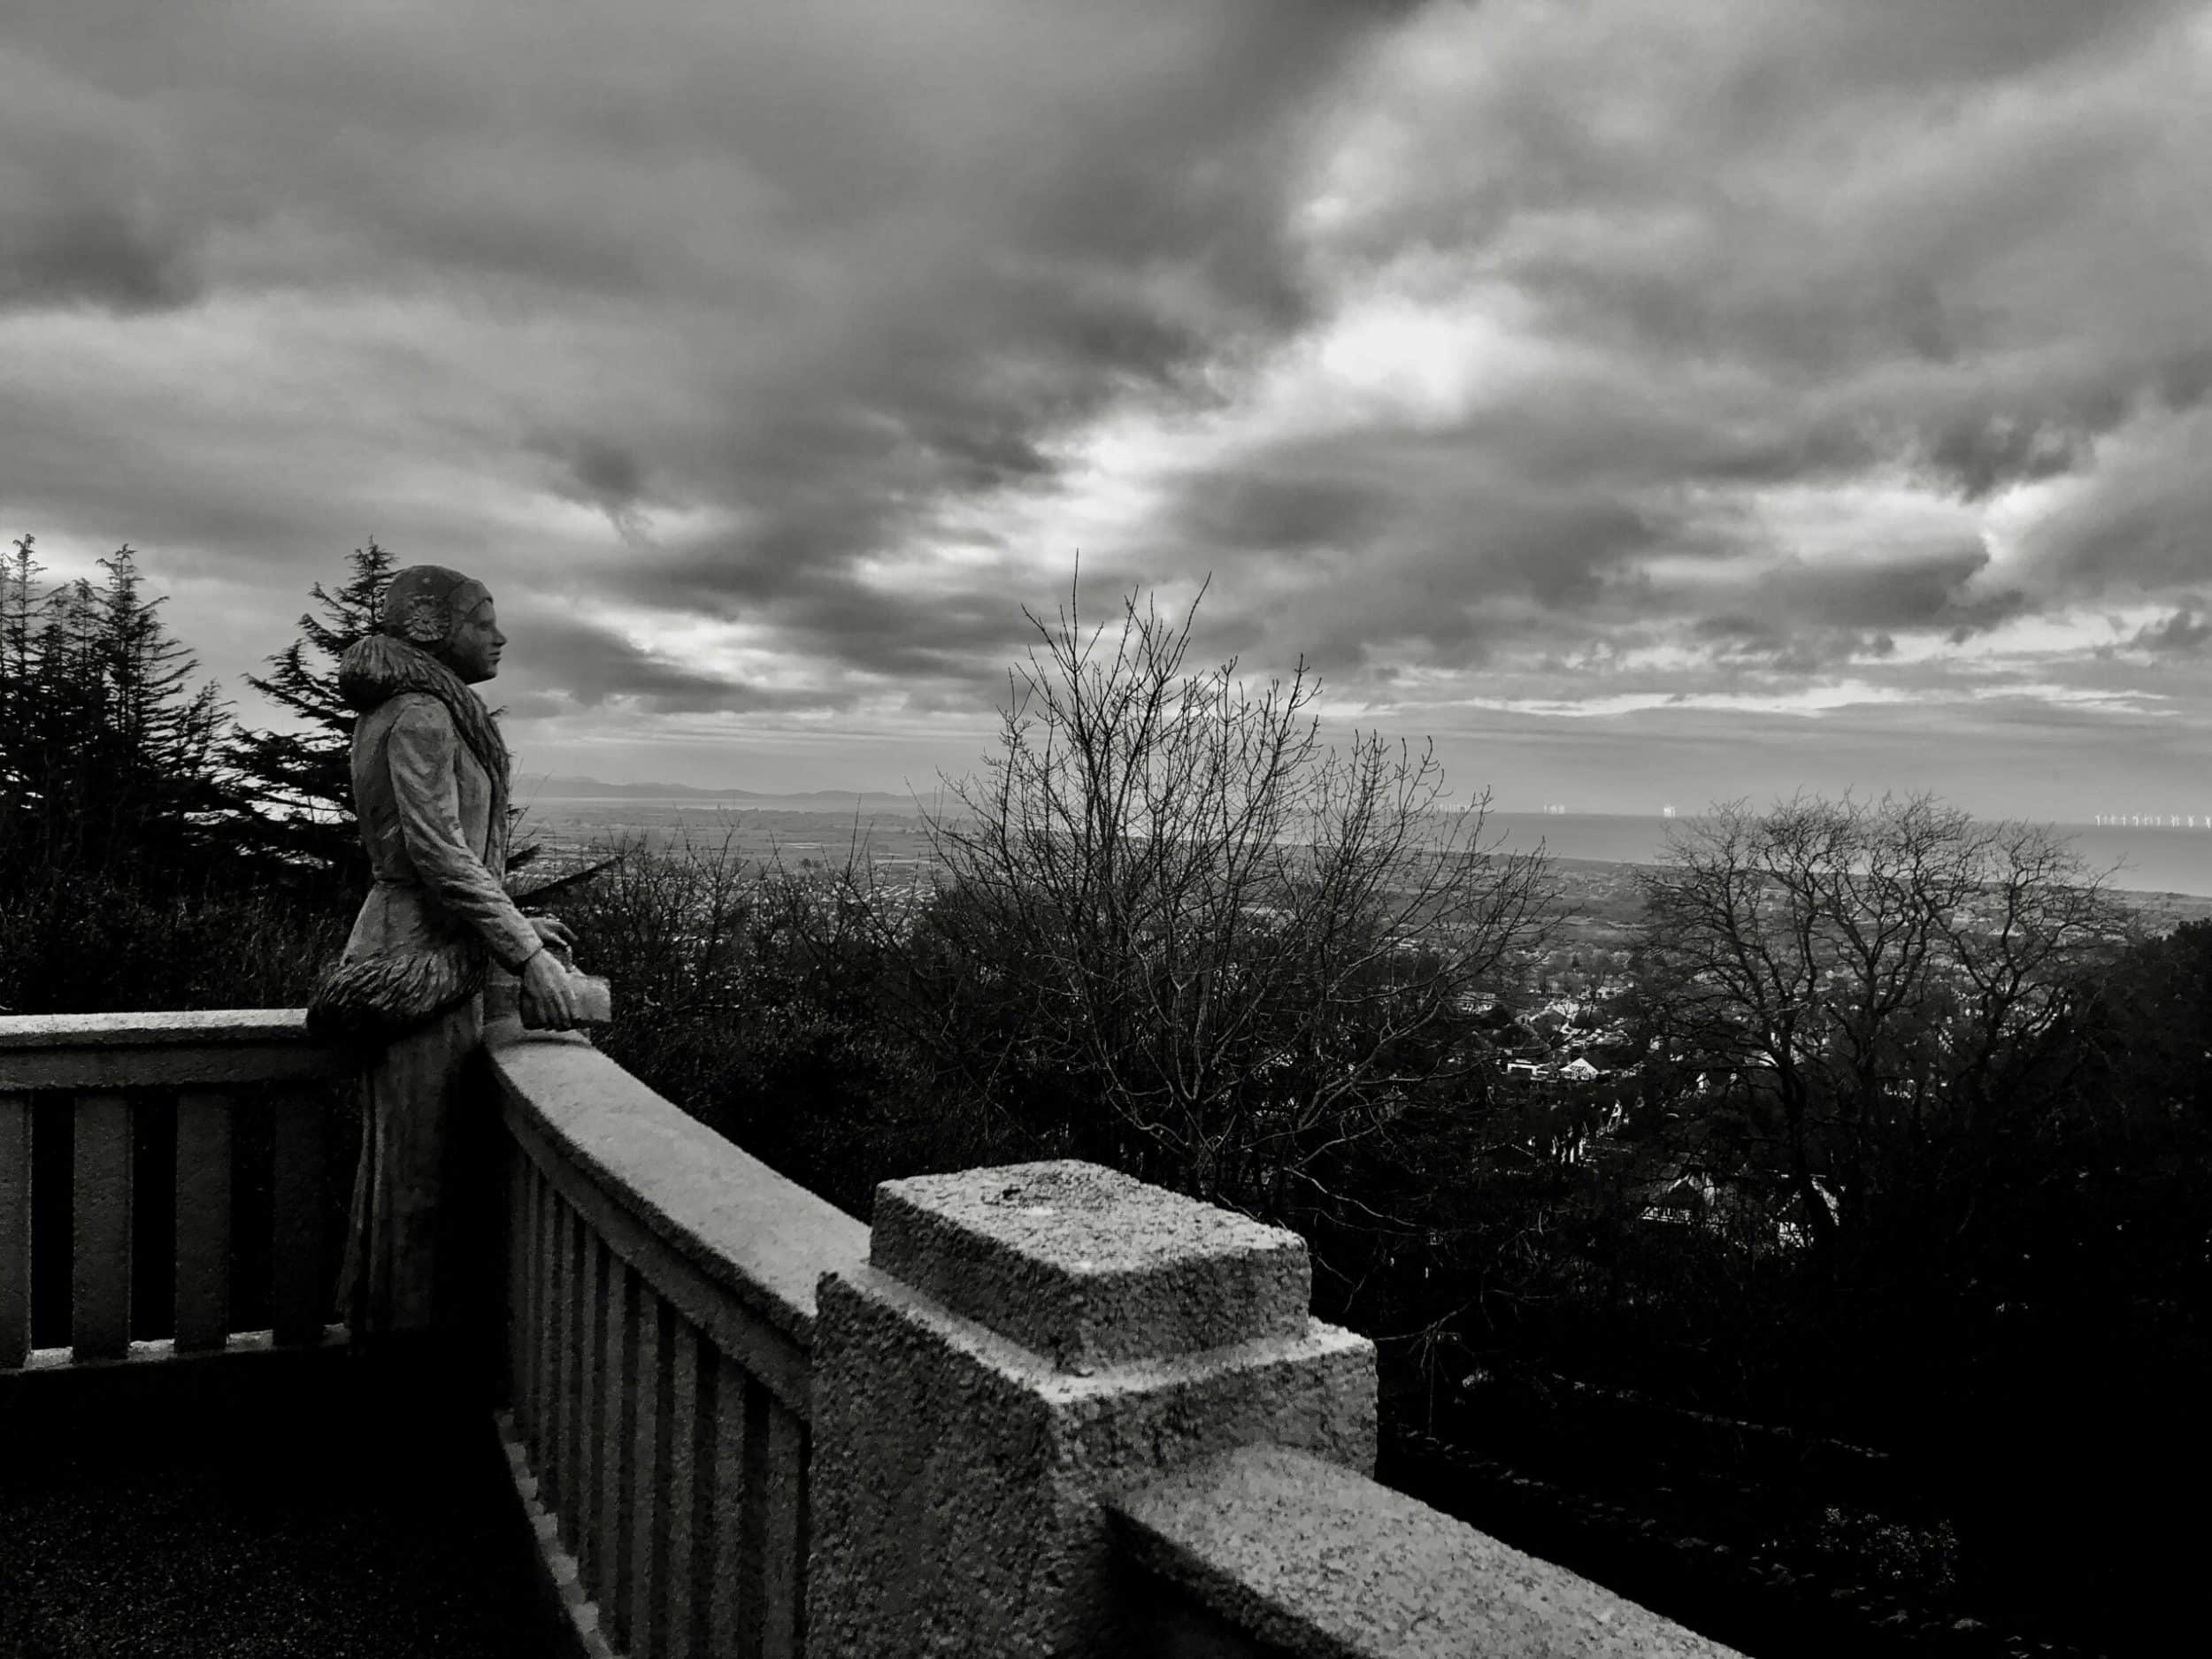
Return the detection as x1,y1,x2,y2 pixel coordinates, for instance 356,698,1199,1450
0,1010,352,1372
1,1010,1739,1659
488,1020,865,1658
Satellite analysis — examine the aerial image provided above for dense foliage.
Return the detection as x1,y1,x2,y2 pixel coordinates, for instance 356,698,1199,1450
1634,794,2132,1260
2,537,234,884
0,536,349,1011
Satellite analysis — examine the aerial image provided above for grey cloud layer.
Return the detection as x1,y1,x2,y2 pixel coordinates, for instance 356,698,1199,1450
3,0,1402,709
4,0,2207,810
1156,0,2211,691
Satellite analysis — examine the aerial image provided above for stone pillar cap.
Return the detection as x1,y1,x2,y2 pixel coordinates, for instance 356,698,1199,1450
869,1161,1312,1372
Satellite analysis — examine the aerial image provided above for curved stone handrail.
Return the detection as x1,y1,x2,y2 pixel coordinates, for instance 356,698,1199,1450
488,1025,865,1384
487,1022,866,1657
0,1008,353,1089
0,1010,319,1046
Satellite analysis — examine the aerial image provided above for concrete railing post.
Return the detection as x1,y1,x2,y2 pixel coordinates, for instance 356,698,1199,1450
804,1159,1375,1656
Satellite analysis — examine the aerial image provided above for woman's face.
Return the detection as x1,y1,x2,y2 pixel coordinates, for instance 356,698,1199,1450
442,595,506,683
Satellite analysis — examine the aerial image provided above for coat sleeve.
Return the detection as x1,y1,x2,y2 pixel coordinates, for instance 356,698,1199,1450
385,697,543,972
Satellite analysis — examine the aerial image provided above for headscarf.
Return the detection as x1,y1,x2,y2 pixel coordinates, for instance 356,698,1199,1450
336,564,511,861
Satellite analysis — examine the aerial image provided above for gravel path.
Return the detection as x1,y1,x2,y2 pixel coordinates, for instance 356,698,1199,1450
0,1387,557,1659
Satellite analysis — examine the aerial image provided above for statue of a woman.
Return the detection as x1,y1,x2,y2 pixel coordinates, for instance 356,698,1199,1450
312,565,578,1342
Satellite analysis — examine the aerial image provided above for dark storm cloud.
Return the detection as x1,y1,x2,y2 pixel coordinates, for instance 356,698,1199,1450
1,198,203,314
1143,418,1709,674
1918,407,2110,503
633,549,1034,687
0,53,208,312
2130,611,2212,657
2012,404,2212,597
530,434,655,536
561,442,647,518
1693,617,1897,675
1174,471,1394,557
508,611,806,717
1761,546,2024,635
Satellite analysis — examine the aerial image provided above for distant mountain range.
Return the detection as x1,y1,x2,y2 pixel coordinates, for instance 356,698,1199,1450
518,774,926,812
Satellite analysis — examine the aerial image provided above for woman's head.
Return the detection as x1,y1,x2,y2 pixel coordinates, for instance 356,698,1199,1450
379,565,504,683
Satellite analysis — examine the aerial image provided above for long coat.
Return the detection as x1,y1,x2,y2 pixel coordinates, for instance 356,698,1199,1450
342,689,540,976
337,687,540,1340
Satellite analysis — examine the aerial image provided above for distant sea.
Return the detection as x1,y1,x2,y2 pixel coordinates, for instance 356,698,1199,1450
1483,811,2212,899
526,787,2212,901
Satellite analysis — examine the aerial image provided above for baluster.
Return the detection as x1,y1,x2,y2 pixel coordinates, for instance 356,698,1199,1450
71,1092,133,1361
539,1187,567,1507
538,1179,568,1499
506,1143,529,1419
173,1089,234,1353
269,1096,328,1346
517,1157,542,1442
630,1293,674,1659
598,1259,639,1648
761,1403,808,1658
1,1092,29,1369
668,1317,711,1659
559,1202,590,1546
708,1351,758,1655
577,1231,610,1581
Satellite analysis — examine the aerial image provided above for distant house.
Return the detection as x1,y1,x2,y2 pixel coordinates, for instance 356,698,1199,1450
1632,1164,1813,1249
1636,1171,1723,1229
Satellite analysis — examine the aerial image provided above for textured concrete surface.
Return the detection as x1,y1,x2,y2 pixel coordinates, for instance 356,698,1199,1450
871,1161,1311,1371
1110,1443,1747,1659
0,1010,315,1048
808,1160,1375,1658
0,1009,352,1089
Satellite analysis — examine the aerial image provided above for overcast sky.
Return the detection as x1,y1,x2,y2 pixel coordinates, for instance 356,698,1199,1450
5,0,2208,817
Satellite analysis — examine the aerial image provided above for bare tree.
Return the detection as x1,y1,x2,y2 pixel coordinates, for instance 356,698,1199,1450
902,583,1555,1221
1634,794,2132,1256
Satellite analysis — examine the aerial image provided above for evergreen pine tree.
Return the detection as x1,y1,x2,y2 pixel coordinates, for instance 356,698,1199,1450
86,547,234,878
0,534,51,859
0,542,233,881
226,539,394,881
1,534,45,795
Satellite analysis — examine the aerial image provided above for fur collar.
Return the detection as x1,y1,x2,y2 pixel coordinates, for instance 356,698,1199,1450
338,633,511,861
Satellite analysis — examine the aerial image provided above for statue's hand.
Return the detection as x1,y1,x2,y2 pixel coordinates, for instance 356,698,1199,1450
529,914,578,964
519,948,580,1030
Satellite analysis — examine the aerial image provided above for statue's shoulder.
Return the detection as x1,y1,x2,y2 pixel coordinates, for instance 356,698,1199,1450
360,691,455,747
384,689,450,721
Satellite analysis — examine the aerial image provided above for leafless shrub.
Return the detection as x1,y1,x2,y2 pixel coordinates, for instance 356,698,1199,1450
881,583,1555,1219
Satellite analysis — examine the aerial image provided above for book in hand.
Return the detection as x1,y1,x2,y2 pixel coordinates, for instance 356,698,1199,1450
569,972,614,1025
511,965,613,1028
